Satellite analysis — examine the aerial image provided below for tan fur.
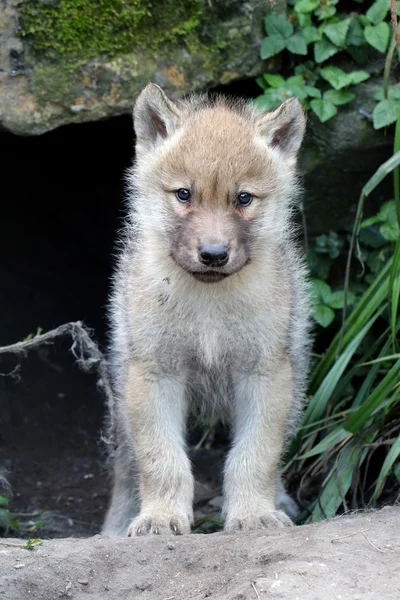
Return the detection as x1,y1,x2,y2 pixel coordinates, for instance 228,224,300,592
101,85,311,537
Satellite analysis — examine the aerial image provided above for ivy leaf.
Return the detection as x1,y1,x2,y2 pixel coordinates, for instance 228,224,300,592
323,18,352,48
264,14,293,38
325,290,357,309
313,304,335,327
314,36,339,63
262,73,285,88
295,0,320,13
364,22,390,53
285,75,309,100
347,71,370,85
347,44,369,65
311,279,332,302
394,461,400,485
320,66,349,89
320,66,369,90
323,89,355,105
256,77,267,91
310,98,338,122
305,85,321,98
381,221,400,241
297,13,313,28
261,35,287,59
374,83,400,101
286,33,308,55
347,18,365,47
373,99,400,129
378,200,400,241
254,92,283,111
366,0,390,25
302,25,320,44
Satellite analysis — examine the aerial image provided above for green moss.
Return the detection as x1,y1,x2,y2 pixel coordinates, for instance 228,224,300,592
19,0,202,60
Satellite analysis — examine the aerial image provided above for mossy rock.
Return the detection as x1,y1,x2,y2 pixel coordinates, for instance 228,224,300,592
0,0,281,135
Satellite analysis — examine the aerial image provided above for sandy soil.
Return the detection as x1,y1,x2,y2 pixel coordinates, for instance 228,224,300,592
0,507,399,600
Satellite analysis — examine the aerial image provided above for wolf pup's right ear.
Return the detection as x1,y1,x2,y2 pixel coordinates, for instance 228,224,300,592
134,83,181,154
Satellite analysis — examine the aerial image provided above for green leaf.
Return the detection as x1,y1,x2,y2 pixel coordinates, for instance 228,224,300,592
364,22,390,53
305,85,322,98
286,33,308,55
263,73,285,88
323,18,351,48
0,495,8,507
394,461,400,485
323,89,355,106
372,434,400,502
310,441,365,522
381,222,400,241
256,76,268,91
347,70,370,85
320,66,369,90
285,75,309,100
254,93,281,111
373,99,400,129
310,98,337,122
314,36,339,63
374,83,400,101
294,0,319,13
325,290,357,309
264,14,293,38
345,359,400,433
347,18,366,47
313,304,335,327
302,25,320,44
347,44,369,65
299,428,350,459
381,211,400,240
260,35,287,59
312,279,332,302
390,235,400,349
310,263,391,394
366,0,390,25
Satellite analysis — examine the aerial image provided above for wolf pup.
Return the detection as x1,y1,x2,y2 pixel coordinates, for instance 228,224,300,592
102,84,310,537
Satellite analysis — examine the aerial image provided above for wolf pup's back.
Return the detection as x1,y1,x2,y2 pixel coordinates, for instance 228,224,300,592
102,85,310,537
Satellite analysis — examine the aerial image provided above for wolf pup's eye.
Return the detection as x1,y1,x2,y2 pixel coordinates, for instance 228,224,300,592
176,188,191,203
237,192,253,207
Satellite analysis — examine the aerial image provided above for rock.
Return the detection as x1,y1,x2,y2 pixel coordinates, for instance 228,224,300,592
301,76,393,234
0,0,284,135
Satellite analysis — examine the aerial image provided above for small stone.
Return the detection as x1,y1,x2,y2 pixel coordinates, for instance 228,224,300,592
77,579,89,585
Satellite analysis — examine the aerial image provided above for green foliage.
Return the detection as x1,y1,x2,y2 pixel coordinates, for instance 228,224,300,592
25,539,43,550
0,495,45,537
287,118,400,523
261,14,307,59
19,0,202,59
257,0,398,127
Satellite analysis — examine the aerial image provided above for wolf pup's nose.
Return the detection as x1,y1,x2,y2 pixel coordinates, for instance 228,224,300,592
199,243,229,267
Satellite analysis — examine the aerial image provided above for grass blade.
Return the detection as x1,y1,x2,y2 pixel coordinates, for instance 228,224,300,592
310,261,391,393
371,431,400,503
303,316,379,426
344,359,400,433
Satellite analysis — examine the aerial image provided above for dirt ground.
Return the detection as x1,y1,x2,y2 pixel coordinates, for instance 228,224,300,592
0,507,399,600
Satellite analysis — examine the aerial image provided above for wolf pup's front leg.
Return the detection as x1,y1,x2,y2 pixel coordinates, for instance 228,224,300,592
223,357,294,532
125,362,194,536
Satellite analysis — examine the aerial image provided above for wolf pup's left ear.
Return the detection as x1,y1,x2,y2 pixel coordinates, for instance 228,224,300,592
257,97,306,158
134,83,181,153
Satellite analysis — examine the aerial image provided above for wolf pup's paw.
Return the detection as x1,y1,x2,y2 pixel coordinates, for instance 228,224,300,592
127,513,191,537
224,510,293,533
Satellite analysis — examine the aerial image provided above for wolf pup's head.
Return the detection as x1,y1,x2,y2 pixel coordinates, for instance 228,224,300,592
131,84,306,283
